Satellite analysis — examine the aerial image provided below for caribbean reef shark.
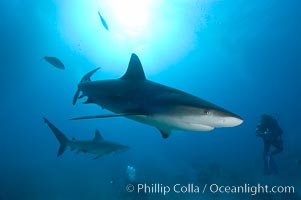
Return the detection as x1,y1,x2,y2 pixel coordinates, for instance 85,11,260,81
71,53,243,138
43,117,129,159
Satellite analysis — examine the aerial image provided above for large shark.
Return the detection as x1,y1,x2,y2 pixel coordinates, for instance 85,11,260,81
43,117,129,159
71,53,243,138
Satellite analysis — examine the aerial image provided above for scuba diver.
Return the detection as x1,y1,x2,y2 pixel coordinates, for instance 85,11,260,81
256,114,283,175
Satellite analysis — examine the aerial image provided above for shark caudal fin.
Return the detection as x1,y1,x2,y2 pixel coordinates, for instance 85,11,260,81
120,53,146,80
43,117,69,157
73,67,100,105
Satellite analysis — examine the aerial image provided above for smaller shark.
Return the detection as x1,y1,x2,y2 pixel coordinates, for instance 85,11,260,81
43,117,129,159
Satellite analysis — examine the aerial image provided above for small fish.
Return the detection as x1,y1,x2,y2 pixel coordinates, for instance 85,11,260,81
98,10,109,31
44,56,65,70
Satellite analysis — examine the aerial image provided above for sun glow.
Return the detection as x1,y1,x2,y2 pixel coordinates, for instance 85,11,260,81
104,0,154,52
108,0,152,31
57,0,210,75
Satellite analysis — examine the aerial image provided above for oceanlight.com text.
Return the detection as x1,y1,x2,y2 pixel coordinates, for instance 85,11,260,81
209,183,295,196
125,183,295,196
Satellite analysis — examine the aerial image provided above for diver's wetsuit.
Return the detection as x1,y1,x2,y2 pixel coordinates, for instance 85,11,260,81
263,136,283,158
256,114,283,175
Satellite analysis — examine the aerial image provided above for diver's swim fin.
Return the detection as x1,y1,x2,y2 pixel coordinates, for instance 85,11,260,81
264,156,278,175
269,156,279,174
264,156,271,175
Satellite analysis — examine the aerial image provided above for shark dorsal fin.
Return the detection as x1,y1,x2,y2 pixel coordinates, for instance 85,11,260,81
120,53,146,80
94,129,104,141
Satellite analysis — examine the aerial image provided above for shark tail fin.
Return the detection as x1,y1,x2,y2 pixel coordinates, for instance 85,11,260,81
57,144,67,157
73,67,100,105
43,117,69,157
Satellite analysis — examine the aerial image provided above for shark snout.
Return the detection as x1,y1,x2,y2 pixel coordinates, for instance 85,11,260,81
222,115,243,127
202,110,243,128
216,110,243,127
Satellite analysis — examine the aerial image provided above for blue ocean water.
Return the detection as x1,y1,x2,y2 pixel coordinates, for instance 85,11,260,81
1,0,300,199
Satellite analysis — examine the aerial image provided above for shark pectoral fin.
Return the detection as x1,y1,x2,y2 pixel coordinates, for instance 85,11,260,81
158,128,172,139
70,113,146,120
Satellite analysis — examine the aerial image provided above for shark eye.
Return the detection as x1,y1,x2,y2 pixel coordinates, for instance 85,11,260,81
204,110,210,115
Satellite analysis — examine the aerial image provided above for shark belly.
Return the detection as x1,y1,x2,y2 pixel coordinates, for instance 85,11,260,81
129,114,214,132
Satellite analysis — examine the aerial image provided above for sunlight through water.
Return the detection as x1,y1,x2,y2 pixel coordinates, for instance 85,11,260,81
57,0,212,75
